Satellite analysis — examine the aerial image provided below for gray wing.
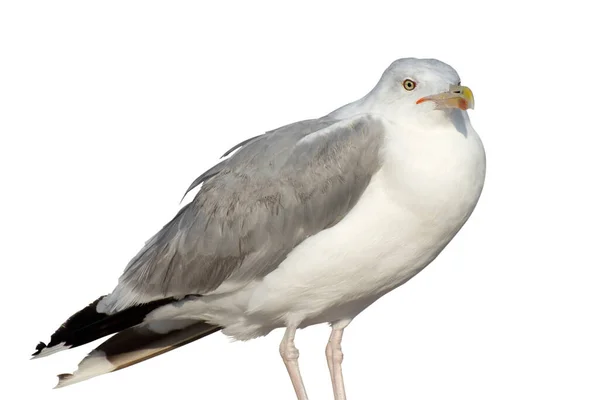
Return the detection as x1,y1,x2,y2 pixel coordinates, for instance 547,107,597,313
102,114,386,312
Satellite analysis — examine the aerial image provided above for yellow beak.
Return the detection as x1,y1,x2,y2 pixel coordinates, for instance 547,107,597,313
416,85,475,110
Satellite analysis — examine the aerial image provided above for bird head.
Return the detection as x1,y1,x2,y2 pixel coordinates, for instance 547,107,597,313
369,58,474,117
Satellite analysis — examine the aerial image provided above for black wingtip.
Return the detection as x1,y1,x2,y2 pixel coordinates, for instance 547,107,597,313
32,341,47,357
36,295,179,359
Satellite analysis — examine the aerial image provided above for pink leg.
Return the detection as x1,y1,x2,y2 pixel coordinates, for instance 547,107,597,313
326,320,351,400
280,326,309,400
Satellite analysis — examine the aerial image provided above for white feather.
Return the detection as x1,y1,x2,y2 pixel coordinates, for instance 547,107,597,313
31,342,71,359
54,350,116,389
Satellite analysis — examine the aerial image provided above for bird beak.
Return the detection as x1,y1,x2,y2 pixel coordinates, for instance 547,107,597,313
416,85,475,110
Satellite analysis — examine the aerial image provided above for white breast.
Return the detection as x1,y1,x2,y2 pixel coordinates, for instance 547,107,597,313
242,113,486,326
381,114,486,233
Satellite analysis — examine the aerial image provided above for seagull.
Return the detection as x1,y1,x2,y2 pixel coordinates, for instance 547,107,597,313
32,57,486,400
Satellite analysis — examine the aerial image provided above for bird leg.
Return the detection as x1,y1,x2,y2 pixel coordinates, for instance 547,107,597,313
280,325,309,400
326,320,351,400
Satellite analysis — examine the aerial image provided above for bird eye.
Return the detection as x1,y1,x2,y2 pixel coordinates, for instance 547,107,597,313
402,79,416,91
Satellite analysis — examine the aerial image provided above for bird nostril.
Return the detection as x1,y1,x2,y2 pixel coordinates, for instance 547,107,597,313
452,90,461,94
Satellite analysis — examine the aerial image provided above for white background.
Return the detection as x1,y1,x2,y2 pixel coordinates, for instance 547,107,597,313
1,1,599,399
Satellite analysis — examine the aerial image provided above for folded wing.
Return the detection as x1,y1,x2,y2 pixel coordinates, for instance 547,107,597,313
101,114,386,313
